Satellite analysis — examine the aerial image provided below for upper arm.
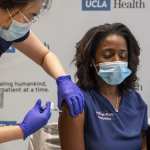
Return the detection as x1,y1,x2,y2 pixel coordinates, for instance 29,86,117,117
12,31,49,65
59,104,85,150
141,131,147,150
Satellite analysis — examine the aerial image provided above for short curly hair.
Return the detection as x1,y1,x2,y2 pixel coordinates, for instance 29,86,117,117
73,23,140,93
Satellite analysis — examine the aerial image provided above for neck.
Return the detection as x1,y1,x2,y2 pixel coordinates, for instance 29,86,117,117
98,80,121,111
99,82,119,98
99,84,120,112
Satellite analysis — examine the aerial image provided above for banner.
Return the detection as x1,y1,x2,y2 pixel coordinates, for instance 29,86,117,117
0,0,149,149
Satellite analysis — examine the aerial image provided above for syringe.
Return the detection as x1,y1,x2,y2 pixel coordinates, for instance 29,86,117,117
51,102,62,112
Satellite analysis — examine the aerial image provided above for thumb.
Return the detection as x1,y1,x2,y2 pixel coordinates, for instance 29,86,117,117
33,99,42,110
43,101,51,118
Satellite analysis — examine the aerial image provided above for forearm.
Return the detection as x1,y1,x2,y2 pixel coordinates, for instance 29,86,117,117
41,51,67,79
0,125,24,143
13,32,67,79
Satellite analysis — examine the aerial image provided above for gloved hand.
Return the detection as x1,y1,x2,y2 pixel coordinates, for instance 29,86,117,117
56,75,84,117
19,99,51,139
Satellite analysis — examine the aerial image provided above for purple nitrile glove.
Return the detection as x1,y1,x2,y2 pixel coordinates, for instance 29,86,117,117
56,75,84,117
19,99,51,139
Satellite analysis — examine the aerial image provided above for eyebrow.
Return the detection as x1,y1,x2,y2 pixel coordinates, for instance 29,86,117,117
102,48,128,52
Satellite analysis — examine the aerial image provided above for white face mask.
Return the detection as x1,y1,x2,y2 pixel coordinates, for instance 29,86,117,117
0,10,31,41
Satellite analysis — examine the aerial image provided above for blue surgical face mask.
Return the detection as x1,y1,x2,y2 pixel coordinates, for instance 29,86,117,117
0,19,31,41
96,61,132,85
0,10,31,41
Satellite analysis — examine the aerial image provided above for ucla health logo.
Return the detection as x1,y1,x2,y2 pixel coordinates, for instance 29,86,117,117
82,0,111,11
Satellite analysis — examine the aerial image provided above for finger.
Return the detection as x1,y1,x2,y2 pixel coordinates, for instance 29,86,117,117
65,98,75,117
71,97,80,116
78,88,84,108
57,95,63,110
34,99,42,110
79,93,85,112
76,96,82,113
74,93,85,115
43,101,51,119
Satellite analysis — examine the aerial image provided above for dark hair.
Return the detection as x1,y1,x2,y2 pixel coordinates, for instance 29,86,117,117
73,23,140,93
0,0,52,9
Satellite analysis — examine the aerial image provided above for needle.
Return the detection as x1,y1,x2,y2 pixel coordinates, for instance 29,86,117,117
51,102,62,112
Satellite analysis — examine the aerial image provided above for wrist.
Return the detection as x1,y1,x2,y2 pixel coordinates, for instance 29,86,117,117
55,73,68,79
56,75,71,84
17,125,24,139
18,123,27,139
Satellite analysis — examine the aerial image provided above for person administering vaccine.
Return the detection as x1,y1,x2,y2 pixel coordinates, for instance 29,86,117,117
0,1,84,115
0,0,84,143
0,99,51,143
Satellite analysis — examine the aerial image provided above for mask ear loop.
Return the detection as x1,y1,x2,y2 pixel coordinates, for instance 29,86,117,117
18,11,31,23
5,9,14,29
7,8,30,24
7,9,13,20
91,60,99,73
7,8,20,23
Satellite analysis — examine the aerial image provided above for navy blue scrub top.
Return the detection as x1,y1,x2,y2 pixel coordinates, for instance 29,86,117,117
0,31,30,56
83,89,148,150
